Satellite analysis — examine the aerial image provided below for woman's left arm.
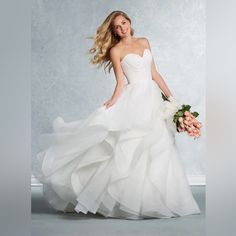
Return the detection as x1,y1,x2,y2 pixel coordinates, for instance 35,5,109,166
144,38,173,98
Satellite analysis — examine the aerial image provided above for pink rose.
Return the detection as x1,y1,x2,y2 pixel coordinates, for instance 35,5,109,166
196,123,202,128
184,120,189,125
178,127,185,132
188,127,193,132
193,129,198,134
184,111,191,116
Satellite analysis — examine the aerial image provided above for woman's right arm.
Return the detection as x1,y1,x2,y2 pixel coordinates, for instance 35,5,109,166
103,47,125,109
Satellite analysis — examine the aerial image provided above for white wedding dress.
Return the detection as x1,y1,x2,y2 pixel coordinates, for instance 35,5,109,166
33,48,201,219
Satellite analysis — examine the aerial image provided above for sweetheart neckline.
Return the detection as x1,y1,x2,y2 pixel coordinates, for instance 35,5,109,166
120,48,151,64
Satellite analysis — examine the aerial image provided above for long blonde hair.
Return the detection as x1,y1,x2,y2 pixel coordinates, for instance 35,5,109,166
89,10,134,73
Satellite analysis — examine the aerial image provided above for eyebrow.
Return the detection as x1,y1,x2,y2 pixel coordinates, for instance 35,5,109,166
114,20,126,27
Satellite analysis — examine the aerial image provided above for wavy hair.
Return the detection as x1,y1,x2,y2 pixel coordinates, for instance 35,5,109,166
88,10,134,73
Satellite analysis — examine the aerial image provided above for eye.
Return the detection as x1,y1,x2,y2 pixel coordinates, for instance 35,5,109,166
122,21,126,24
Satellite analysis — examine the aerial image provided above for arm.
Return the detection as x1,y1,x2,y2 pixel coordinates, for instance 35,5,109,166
144,38,173,98
151,62,173,98
103,47,125,109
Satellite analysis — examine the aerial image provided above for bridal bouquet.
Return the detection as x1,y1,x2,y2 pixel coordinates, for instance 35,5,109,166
161,93,202,139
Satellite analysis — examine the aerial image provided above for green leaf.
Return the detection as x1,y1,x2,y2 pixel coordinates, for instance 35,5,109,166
182,104,191,111
161,92,169,101
192,111,199,117
177,111,183,116
176,126,179,132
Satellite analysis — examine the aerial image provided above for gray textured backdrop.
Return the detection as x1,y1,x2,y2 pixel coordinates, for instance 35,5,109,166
32,0,206,177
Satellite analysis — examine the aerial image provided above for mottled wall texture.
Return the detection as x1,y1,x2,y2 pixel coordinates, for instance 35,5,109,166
32,0,206,177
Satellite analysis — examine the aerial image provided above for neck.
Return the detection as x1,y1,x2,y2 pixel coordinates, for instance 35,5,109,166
120,35,135,45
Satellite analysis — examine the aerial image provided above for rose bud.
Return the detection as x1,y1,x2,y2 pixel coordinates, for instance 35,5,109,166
188,117,193,123
184,120,189,125
184,111,191,116
197,123,202,128
189,127,194,132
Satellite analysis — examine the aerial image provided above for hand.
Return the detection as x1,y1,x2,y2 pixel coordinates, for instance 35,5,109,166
161,95,181,120
167,95,181,109
161,100,179,120
103,98,116,109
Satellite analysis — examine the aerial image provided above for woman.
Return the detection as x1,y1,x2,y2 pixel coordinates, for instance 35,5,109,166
90,11,173,109
33,10,201,219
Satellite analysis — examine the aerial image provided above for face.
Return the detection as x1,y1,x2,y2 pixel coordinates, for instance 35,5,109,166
112,15,131,38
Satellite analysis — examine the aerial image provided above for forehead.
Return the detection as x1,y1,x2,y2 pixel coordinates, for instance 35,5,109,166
113,15,127,26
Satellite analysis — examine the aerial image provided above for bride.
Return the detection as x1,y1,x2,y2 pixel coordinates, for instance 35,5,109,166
33,10,201,219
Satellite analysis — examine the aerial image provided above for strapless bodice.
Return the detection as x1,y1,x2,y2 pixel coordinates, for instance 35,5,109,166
121,48,153,85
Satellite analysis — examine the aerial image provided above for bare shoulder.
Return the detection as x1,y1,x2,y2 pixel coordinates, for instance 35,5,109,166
136,37,151,48
109,45,122,60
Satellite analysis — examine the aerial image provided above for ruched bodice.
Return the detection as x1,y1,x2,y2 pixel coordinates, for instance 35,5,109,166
121,48,153,85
